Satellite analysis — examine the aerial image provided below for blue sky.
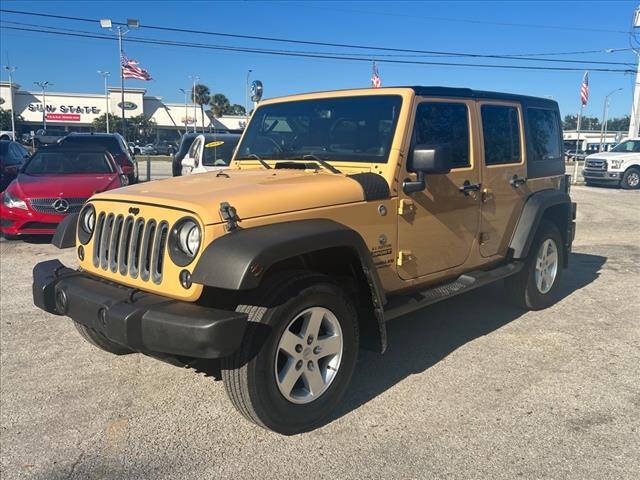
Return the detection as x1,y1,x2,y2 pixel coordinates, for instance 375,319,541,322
1,0,638,118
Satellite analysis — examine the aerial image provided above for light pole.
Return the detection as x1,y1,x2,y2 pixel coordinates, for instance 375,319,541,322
3,65,17,140
599,88,623,152
189,75,199,133
34,81,52,130
245,69,252,122
98,70,111,133
99,18,139,139
179,88,189,134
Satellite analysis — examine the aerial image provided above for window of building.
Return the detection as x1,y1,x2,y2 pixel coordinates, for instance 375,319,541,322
481,105,521,165
413,102,470,168
528,108,561,162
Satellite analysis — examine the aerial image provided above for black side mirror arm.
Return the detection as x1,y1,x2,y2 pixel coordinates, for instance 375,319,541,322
402,171,426,194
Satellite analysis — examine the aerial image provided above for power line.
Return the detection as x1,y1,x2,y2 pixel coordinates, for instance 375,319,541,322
1,19,634,67
0,8,634,67
0,24,634,74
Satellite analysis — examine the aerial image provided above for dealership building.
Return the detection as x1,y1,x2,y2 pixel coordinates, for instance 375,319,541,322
0,81,246,140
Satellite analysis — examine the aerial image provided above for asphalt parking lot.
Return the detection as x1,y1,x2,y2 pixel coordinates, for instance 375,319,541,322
1,185,638,480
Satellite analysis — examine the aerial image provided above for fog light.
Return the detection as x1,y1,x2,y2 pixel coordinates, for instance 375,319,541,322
77,245,85,260
55,289,68,314
179,269,192,289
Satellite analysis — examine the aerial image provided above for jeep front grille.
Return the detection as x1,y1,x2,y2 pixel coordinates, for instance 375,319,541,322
584,159,607,171
92,212,169,285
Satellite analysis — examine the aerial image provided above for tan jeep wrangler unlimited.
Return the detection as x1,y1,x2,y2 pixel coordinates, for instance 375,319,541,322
33,87,576,434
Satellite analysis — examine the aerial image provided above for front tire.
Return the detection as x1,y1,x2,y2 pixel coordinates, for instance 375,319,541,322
222,271,359,435
73,321,133,355
506,220,564,310
621,167,640,190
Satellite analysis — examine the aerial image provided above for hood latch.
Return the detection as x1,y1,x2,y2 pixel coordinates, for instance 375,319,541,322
219,202,240,231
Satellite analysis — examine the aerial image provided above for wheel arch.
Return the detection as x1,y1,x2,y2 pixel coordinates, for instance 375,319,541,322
191,219,389,353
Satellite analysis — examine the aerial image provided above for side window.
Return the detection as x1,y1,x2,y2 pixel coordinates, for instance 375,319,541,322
481,105,521,165
528,108,561,162
187,138,201,159
413,102,470,168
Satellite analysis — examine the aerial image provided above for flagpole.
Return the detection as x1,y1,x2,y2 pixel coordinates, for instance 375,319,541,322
118,26,126,140
572,104,584,185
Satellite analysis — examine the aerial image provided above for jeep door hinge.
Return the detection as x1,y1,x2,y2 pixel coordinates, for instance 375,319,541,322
219,202,240,231
397,250,413,267
398,199,414,216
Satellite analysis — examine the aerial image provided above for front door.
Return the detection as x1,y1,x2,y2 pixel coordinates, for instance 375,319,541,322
397,99,481,280
477,102,528,258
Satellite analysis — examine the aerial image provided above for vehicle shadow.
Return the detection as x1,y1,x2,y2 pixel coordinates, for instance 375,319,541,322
0,234,53,244
328,252,606,426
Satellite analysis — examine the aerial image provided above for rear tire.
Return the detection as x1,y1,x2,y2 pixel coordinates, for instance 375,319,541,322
222,271,359,435
506,219,564,310
621,167,640,190
73,321,134,355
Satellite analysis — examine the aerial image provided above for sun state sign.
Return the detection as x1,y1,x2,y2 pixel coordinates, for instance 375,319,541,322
28,103,101,122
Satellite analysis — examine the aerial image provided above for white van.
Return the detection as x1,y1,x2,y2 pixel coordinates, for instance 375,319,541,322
181,133,240,175
583,138,640,189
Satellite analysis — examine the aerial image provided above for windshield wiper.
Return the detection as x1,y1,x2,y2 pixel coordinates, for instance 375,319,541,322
301,154,341,174
237,153,272,169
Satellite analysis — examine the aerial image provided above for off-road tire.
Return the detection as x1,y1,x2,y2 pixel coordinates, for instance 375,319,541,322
221,271,359,435
73,321,134,355
621,167,640,190
506,219,564,310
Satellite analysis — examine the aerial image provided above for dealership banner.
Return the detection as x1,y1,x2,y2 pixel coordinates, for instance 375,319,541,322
46,113,81,122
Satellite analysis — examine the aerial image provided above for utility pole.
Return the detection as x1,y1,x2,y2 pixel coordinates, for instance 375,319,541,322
629,7,640,138
189,75,199,133
98,70,111,133
34,81,52,130
100,18,139,140
179,88,188,135
599,88,622,151
3,65,17,140
245,69,252,123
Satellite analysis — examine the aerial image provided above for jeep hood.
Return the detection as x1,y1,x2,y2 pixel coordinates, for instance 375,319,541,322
91,168,372,225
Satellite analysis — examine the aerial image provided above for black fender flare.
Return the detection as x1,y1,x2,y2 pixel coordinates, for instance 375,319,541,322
52,213,78,249
509,189,572,260
191,219,389,352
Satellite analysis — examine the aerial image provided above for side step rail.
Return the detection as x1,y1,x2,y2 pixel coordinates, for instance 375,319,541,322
383,262,524,321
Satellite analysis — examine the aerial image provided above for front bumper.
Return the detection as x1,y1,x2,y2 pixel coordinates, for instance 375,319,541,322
0,203,64,235
32,259,247,358
582,169,622,183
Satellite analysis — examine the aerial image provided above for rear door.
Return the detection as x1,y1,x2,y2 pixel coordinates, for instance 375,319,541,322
477,102,527,258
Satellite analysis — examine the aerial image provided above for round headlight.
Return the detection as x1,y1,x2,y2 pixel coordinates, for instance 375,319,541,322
169,217,201,266
78,204,96,244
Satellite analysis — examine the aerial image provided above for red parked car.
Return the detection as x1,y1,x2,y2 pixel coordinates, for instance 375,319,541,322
0,146,126,237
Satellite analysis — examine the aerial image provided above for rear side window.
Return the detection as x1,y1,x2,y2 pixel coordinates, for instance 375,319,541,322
528,108,561,162
413,102,470,168
481,105,521,165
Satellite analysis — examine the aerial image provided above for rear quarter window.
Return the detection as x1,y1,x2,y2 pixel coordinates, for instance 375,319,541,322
528,108,561,162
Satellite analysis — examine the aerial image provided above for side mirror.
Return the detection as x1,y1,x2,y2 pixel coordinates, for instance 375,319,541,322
120,174,129,186
133,147,141,156
403,143,453,194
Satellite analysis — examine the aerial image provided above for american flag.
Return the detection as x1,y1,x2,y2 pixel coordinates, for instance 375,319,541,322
121,53,152,81
580,71,589,106
371,61,381,88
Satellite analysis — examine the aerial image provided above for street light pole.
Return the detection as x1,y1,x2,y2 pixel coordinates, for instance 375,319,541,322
189,75,199,133
599,88,622,152
179,88,188,135
99,18,139,140
245,69,252,122
34,81,52,130
98,70,111,133
3,65,17,140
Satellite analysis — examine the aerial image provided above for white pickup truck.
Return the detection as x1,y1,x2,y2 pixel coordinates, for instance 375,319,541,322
583,138,640,189
180,133,240,175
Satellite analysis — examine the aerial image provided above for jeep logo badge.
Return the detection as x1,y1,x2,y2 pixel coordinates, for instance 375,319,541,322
52,198,70,214
128,207,140,215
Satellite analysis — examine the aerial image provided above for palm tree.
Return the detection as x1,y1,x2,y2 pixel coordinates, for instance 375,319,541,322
191,84,211,133
209,93,231,118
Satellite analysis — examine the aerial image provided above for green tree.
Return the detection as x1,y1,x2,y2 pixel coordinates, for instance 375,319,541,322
562,114,601,131
228,104,246,116
0,108,22,131
209,93,231,118
606,116,630,132
91,113,122,134
191,84,211,133
127,114,156,143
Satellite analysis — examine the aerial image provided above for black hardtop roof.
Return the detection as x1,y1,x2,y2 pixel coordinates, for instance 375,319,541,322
407,86,558,107
37,143,111,153
65,132,122,138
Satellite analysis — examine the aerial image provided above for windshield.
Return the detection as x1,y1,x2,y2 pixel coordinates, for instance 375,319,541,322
236,95,402,164
610,140,640,152
24,151,114,174
203,138,239,166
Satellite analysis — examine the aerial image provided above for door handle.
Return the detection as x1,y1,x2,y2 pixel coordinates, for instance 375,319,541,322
510,175,527,188
458,181,482,195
